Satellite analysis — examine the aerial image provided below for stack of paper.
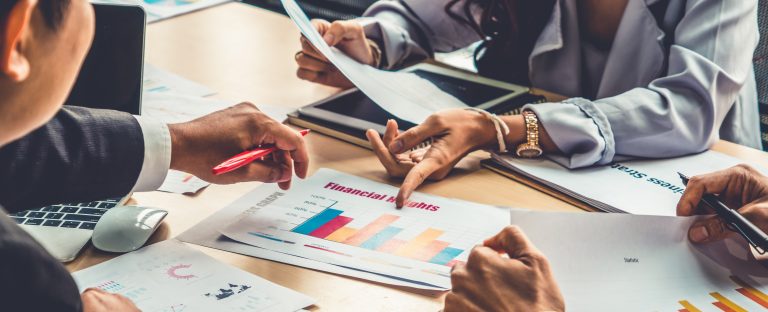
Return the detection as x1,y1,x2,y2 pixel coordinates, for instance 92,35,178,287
180,169,511,290
72,239,316,311
281,0,467,124
488,151,767,215
509,209,768,311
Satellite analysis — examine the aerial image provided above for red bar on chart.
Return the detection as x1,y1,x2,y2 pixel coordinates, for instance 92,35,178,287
343,214,400,246
309,215,354,238
730,275,768,308
710,292,746,312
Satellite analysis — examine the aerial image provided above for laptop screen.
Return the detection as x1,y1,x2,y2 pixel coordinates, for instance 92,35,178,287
64,4,146,115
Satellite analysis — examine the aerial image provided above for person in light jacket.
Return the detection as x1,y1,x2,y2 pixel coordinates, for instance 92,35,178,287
294,0,761,208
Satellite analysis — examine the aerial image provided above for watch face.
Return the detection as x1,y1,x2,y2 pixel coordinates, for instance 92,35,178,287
519,147,543,158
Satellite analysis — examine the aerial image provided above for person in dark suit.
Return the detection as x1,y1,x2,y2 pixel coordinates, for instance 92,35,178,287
0,0,310,311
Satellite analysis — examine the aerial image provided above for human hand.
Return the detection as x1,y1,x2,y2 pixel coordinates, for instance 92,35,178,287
677,165,768,243
168,102,309,190
366,110,503,208
445,226,564,312
295,19,374,88
81,288,140,312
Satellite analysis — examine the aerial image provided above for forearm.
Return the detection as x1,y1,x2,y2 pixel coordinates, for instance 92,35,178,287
499,114,561,154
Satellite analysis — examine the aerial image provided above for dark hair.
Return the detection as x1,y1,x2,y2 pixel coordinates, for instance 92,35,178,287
0,0,70,30
446,0,555,85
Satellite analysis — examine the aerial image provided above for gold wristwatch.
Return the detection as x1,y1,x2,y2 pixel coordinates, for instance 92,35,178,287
516,111,543,158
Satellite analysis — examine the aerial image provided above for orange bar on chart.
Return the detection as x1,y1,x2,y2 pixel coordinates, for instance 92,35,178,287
377,239,407,253
395,228,444,258
678,300,702,312
343,215,399,246
730,276,768,308
325,227,358,242
710,292,747,312
412,240,451,261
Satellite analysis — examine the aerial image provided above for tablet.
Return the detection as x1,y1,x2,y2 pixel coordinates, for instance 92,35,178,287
64,3,146,115
297,63,530,133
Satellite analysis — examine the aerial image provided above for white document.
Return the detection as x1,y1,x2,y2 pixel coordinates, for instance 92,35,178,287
144,64,215,97
142,93,237,123
72,239,316,312
176,183,447,290
492,151,767,215
510,209,768,311
281,0,467,124
158,170,210,194
92,0,231,23
219,169,510,289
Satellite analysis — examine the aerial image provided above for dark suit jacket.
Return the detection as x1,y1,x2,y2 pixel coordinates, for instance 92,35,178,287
0,106,145,312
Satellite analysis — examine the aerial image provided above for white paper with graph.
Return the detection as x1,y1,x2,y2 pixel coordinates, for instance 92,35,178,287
71,240,315,312
220,169,510,289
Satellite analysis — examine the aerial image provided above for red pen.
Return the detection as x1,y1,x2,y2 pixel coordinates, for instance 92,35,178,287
212,129,310,175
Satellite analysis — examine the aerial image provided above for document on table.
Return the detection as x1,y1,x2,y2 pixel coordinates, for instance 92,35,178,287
510,209,768,311
177,183,448,290
158,170,209,194
219,169,510,289
71,239,316,312
144,64,215,97
281,0,467,124
491,150,768,215
91,0,231,23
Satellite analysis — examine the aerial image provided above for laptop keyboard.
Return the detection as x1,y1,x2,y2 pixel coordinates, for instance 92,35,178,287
9,198,121,230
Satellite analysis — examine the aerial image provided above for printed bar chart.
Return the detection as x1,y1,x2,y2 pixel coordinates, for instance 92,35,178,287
290,209,466,266
677,276,768,312
292,208,342,235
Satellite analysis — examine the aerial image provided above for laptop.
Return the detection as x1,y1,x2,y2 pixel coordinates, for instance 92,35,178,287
7,3,147,262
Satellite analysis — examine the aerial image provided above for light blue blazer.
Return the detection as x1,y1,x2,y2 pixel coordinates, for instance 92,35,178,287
362,0,761,168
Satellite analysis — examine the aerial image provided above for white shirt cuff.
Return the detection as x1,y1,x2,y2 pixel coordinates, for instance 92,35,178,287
131,115,172,192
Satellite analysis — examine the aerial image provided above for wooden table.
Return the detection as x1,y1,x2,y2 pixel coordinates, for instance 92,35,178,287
65,3,768,311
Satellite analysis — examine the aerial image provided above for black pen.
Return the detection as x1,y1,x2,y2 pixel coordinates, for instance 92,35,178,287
678,172,768,254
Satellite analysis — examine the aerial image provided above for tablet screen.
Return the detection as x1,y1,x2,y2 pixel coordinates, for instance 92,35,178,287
308,68,517,129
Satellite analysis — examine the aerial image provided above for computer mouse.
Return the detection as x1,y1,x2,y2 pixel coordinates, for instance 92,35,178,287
92,206,168,253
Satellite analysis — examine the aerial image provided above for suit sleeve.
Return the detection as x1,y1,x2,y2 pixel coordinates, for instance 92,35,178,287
0,106,144,212
0,212,82,312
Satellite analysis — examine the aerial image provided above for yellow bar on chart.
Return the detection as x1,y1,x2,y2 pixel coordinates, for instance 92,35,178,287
678,300,702,312
395,228,444,258
730,275,768,303
325,227,357,242
710,292,747,312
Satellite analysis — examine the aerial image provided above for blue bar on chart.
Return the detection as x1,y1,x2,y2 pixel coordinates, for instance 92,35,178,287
428,247,464,265
293,208,344,235
360,226,403,250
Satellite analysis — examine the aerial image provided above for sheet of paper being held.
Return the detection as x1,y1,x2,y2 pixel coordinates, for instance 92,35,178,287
281,0,467,124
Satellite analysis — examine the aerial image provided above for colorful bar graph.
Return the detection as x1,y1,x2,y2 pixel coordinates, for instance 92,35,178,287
731,276,768,308
678,300,701,312
412,240,451,261
395,228,444,257
292,208,343,235
309,215,353,238
710,292,746,312
325,227,357,242
429,247,464,265
360,226,403,250
343,215,400,246
377,239,407,253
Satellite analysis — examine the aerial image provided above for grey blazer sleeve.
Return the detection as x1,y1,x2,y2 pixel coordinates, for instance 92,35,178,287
0,211,82,312
361,0,483,69
526,0,759,168
0,106,145,212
